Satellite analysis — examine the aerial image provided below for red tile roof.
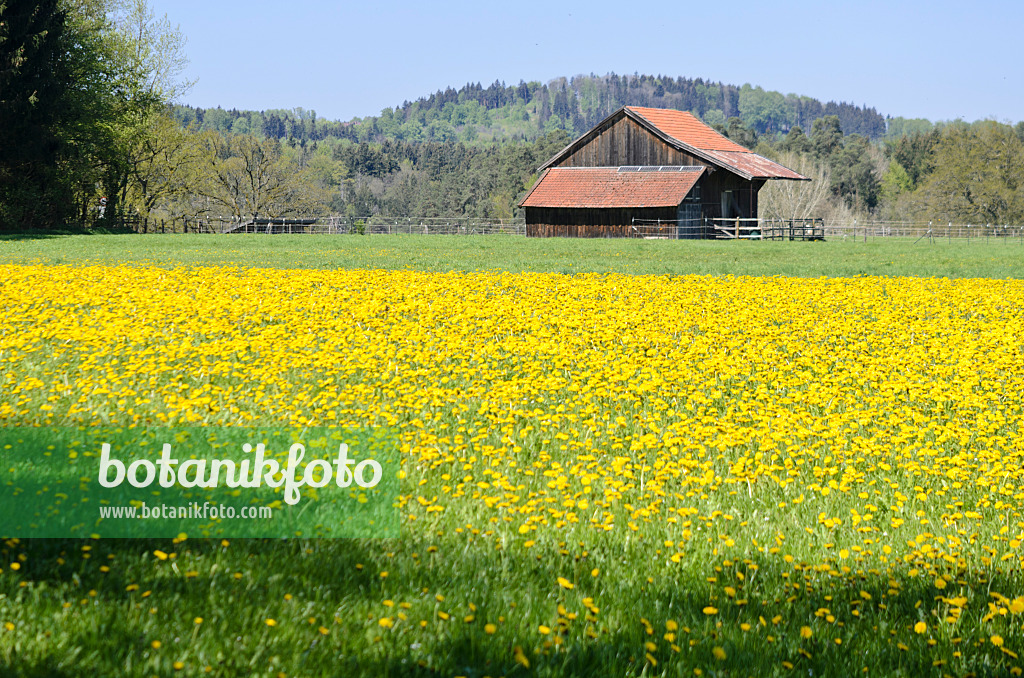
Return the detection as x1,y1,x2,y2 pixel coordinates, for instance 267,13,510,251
626,107,750,152
519,167,704,209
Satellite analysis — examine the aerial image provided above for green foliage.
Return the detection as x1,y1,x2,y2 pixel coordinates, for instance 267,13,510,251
811,116,844,159
0,0,108,228
701,109,726,128
170,74,889,149
885,130,939,187
738,84,792,134
915,121,1024,224
885,116,935,138
0,0,195,230
829,135,880,210
722,117,758,149
779,126,813,155
879,161,913,205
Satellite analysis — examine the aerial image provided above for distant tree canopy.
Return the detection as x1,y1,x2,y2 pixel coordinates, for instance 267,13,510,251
169,74,888,148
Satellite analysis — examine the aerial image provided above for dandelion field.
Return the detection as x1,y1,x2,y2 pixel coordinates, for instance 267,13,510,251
2,240,1024,677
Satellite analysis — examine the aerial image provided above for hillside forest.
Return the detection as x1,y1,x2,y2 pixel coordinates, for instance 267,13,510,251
2,0,1023,231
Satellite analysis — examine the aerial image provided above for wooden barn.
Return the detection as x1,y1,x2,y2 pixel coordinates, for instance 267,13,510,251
519,106,809,238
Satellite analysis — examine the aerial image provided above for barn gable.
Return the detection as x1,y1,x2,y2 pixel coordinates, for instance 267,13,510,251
540,106,808,181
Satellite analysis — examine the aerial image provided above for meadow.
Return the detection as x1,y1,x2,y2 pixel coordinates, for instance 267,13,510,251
1,236,1023,677
2,232,1024,278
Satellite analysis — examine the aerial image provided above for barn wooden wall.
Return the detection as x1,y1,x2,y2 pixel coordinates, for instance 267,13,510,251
525,206,679,238
553,117,704,168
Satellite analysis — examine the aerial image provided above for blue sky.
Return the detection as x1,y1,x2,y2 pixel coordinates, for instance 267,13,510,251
148,0,1023,124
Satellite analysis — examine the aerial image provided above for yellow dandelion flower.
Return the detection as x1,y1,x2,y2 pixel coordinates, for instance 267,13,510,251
914,622,927,634
703,606,718,615
713,646,726,660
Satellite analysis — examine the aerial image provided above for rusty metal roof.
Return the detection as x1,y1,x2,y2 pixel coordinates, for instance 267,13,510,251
698,150,808,181
519,166,705,209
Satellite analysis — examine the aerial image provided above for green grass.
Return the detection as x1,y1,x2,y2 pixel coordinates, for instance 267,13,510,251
2,232,1023,278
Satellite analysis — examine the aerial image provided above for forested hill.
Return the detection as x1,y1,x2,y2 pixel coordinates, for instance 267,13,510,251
172,73,888,144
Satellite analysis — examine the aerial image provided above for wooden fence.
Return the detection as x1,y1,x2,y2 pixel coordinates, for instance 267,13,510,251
112,214,1024,244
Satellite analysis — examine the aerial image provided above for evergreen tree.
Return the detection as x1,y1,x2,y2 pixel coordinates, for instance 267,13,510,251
779,126,813,155
811,116,844,159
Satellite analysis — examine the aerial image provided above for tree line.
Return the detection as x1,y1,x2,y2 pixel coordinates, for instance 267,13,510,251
759,116,1024,227
170,74,888,147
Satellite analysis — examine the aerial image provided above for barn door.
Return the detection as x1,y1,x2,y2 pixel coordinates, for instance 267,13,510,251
677,200,702,239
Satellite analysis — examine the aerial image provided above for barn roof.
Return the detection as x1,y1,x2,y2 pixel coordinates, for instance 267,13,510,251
539,106,809,181
625,107,751,153
519,166,705,209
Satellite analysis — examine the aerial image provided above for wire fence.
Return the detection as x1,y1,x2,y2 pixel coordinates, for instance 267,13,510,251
124,214,1024,244
624,218,1024,244
170,215,526,235
824,221,1024,244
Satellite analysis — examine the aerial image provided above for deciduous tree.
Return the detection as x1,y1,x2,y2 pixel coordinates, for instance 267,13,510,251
916,121,1024,224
